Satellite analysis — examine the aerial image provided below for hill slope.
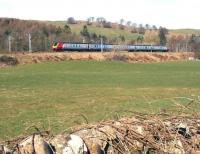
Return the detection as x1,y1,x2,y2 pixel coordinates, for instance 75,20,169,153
47,21,141,41
0,18,200,52
47,21,200,37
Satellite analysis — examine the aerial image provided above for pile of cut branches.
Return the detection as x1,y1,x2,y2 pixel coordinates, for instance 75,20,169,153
1,113,200,154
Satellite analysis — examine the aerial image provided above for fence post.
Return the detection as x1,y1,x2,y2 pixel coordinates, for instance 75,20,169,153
101,37,103,53
8,35,11,52
29,33,32,53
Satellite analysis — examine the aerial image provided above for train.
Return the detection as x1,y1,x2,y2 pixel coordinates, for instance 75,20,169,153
52,42,169,52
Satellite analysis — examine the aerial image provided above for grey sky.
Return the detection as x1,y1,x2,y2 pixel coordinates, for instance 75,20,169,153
0,0,199,29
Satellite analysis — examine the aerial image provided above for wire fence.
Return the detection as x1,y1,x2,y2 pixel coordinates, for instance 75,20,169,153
0,33,55,52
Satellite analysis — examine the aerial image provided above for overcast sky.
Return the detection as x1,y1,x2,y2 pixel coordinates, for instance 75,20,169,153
0,0,199,29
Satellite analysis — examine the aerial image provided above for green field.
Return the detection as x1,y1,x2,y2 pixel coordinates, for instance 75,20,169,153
0,60,200,139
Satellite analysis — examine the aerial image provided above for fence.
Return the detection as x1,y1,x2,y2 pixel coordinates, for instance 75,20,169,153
0,33,55,52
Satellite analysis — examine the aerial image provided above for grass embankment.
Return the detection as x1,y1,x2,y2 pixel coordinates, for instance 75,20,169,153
0,61,200,139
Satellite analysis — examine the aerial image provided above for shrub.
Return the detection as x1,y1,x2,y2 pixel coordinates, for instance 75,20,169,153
110,54,129,62
103,22,112,28
0,55,19,65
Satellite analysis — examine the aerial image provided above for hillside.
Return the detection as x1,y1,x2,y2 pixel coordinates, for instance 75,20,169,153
170,29,200,35
47,21,141,41
47,20,200,37
0,18,200,52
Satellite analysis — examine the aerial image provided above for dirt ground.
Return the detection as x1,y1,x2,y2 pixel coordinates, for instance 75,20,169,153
0,52,194,67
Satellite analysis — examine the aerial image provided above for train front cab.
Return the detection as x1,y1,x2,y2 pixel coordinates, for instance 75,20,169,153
52,42,63,51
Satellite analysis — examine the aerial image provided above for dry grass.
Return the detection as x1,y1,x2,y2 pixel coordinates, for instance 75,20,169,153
0,52,194,67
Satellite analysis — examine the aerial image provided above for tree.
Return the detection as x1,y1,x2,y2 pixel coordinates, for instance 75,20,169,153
103,22,112,28
64,25,71,34
119,35,125,42
4,30,12,36
98,35,107,43
90,32,98,42
87,17,95,25
126,21,132,27
152,25,158,30
144,30,159,44
56,26,62,36
137,35,144,44
119,19,125,30
131,23,137,33
120,19,124,25
96,17,106,26
188,34,200,54
87,17,93,25
80,25,90,39
42,27,49,37
67,17,76,24
145,24,150,30
159,27,168,45
91,17,95,22
138,24,145,34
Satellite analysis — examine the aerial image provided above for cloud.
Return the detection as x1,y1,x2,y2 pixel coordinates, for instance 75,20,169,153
0,0,200,28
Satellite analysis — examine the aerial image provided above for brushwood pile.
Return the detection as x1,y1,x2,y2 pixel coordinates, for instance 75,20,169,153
1,113,200,154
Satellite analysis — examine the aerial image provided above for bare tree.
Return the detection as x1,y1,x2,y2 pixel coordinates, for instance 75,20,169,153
152,25,157,30
145,24,150,30
126,21,132,27
138,24,145,34
120,19,124,25
131,23,137,33
96,17,106,27
87,17,92,25
91,17,95,22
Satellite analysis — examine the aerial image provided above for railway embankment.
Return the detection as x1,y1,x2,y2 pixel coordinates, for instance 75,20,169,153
0,52,195,68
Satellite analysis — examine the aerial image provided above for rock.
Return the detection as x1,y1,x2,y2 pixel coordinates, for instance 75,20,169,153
0,145,12,154
177,123,191,139
17,134,53,154
165,140,185,154
74,129,104,154
50,134,67,153
50,134,88,154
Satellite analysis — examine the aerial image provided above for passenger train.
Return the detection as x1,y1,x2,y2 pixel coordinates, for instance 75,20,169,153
52,42,169,52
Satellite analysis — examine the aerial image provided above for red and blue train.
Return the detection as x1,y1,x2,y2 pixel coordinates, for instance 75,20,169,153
52,42,169,52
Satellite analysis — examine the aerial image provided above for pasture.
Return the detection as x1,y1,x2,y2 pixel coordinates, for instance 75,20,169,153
0,60,200,139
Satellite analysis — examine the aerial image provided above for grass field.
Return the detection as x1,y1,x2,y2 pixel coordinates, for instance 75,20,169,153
0,60,200,140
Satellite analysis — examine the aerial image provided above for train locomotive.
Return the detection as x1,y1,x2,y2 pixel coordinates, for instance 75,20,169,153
52,42,169,52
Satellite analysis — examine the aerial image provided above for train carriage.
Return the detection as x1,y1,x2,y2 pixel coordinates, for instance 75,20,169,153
89,44,102,51
62,43,88,51
53,42,169,52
